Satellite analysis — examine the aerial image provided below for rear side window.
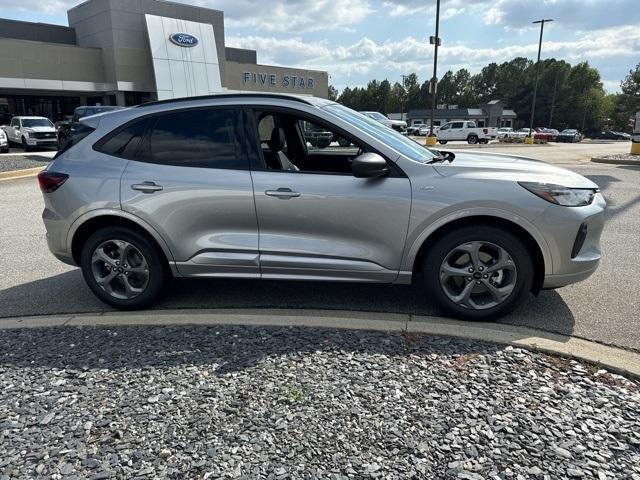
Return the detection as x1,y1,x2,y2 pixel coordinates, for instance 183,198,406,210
143,108,243,169
95,117,150,159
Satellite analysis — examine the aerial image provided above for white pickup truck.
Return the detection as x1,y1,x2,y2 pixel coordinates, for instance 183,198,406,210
436,120,498,144
3,116,58,151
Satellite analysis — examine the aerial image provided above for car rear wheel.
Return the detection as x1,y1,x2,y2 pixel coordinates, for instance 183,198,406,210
423,226,533,320
80,227,166,309
438,140,448,145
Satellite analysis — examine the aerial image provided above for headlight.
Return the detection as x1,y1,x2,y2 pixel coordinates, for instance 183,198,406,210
519,182,598,207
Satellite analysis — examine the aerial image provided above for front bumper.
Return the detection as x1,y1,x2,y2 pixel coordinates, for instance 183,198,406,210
537,193,606,289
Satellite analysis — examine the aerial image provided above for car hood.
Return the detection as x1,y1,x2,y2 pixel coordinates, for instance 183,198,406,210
25,126,56,133
432,151,599,188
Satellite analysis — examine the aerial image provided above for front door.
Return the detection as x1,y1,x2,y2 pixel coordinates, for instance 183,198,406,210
248,109,412,283
116,107,260,278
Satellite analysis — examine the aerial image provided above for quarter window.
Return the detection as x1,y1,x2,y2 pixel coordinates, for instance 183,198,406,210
146,108,242,169
96,118,150,159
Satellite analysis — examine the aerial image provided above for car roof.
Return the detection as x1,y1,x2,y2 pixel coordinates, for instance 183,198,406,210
136,92,334,110
13,116,51,120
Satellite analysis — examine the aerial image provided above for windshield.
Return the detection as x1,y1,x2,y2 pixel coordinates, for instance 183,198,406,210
562,129,577,134
21,118,53,128
325,104,437,163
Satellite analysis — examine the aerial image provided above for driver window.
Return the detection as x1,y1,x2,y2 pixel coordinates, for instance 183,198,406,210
253,110,367,175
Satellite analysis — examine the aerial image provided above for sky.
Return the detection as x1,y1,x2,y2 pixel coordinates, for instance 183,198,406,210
2,0,639,94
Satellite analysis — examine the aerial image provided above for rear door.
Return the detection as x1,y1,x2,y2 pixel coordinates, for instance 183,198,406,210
115,106,260,277
449,121,465,140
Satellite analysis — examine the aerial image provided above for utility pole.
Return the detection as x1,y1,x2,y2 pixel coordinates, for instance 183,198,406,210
429,0,441,137
401,74,409,119
548,73,559,128
528,18,553,139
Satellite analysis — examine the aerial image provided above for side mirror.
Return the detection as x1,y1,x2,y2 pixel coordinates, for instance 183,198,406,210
352,152,389,178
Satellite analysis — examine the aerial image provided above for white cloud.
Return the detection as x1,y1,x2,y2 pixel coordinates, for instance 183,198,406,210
2,0,373,33
228,26,640,90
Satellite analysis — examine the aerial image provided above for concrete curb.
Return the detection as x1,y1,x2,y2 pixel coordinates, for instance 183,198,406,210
1,309,639,378
591,156,640,166
0,166,44,181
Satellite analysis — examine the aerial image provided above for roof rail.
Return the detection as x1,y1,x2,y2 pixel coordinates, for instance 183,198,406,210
136,93,315,108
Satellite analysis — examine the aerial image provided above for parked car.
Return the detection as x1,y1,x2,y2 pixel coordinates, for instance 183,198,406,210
406,123,427,136
512,128,532,139
359,111,407,132
0,128,8,153
589,130,631,141
40,93,605,321
497,127,515,139
419,125,439,136
303,122,333,148
3,116,58,151
57,106,125,145
556,129,583,143
436,121,497,144
533,128,559,141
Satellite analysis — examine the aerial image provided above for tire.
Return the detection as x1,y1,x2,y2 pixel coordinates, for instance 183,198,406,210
467,135,478,145
438,140,448,145
80,226,167,310
58,133,68,147
1,147,8,154
423,225,533,321
337,138,351,147
21,136,31,152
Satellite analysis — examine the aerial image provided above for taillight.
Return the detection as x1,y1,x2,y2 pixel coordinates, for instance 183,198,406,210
483,128,488,134
38,171,68,193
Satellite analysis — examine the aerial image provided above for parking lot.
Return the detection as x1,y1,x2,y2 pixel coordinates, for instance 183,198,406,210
1,142,638,350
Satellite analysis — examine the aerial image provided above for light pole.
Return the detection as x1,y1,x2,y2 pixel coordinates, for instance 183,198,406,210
427,0,441,144
528,18,553,140
401,74,409,119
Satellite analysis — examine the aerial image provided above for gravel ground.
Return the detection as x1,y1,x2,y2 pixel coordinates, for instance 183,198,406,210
0,154,53,173
1,326,639,479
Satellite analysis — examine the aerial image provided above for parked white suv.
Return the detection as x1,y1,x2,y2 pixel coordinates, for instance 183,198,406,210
3,116,58,151
437,121,497,144
360,111,407,132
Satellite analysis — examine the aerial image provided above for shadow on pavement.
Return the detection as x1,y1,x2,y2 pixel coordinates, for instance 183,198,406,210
0,322,506,373
0,269,576,337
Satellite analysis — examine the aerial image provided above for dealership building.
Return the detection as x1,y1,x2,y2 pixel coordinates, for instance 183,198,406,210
0,0,329,122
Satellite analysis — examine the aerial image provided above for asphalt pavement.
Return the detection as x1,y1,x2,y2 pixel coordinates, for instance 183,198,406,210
1,154,638,350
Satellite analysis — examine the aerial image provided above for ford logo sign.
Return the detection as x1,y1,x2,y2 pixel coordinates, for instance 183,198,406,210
169,33,199,47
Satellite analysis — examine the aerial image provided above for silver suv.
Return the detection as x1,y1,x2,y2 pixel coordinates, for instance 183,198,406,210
39,94,605,320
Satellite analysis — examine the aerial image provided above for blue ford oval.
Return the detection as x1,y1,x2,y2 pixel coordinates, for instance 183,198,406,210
169,33,199,47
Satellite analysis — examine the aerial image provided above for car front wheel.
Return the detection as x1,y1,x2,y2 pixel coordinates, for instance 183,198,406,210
424,226,533,320
80,227,166,309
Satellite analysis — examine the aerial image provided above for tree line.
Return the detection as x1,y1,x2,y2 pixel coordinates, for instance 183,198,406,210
329,59,640,132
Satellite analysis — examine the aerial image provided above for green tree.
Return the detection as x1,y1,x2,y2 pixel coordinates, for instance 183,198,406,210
328,85,339,101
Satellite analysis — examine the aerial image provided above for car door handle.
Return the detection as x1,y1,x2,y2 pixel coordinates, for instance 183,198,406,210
265,188,301,199
131,181,163,193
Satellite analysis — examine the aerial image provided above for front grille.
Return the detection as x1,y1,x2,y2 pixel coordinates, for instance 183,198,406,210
31,132,57,139
571,223,588,259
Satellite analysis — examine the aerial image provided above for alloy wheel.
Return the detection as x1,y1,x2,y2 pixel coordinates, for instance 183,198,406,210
91,239,149,300
439,241,517,310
